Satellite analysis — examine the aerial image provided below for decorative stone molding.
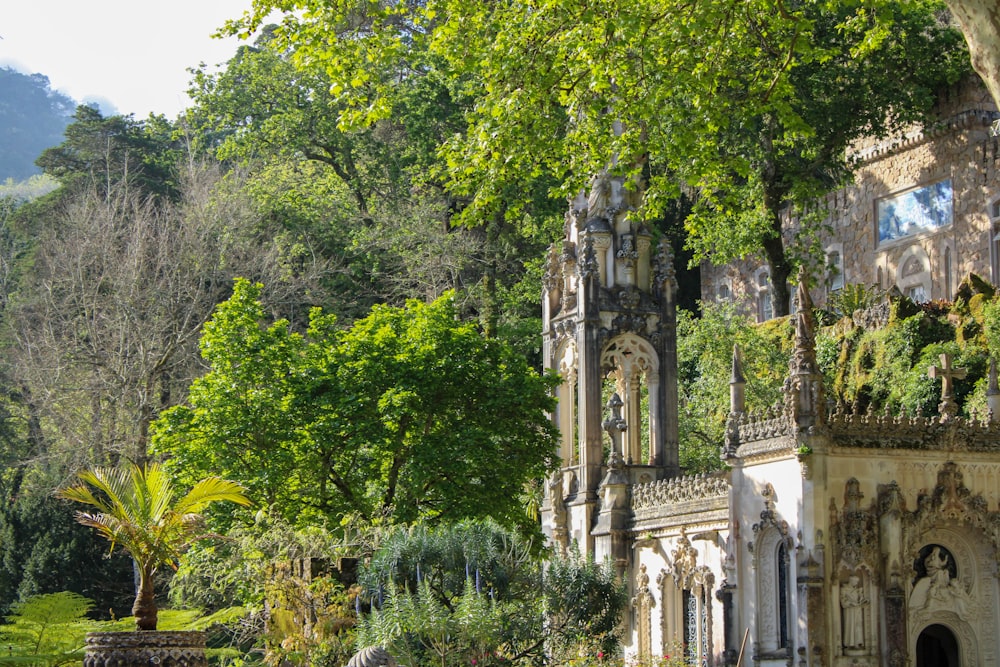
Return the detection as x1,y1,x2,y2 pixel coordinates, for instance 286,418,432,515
84,632,207,667
852,295,892,330
668,528,717,592
633,564,655,659
549,317,577,345
850,108,999,165
906,462,999,552
830,478,878,573
578,234,600,281
749,483,791,556
653,238,677,294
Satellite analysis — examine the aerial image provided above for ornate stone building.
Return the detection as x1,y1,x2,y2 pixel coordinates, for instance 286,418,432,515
540,172,1000,667
700,77,1000,320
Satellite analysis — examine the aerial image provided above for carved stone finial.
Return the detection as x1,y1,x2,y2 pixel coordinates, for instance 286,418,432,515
347,647,398,667
653,238,676,297
577,234,600,281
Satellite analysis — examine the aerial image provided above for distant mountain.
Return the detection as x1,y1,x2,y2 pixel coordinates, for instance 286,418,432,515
0,67,76,181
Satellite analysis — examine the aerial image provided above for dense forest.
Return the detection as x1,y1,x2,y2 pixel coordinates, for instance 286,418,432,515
0,0,996,662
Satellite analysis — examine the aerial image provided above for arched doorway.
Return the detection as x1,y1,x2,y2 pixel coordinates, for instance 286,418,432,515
916,624,959,667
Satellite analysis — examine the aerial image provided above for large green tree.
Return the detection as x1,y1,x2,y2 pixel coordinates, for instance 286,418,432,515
186,25,563,339
34,105,180,202
152,280,559,533
226,0,967,316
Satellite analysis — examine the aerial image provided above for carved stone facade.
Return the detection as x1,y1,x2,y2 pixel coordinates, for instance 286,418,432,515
701,77,1000,319
540,183,1000,665
84,632,207,667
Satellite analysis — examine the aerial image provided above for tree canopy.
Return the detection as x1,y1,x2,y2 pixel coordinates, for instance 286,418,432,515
152,280,559,533
226,0,968,316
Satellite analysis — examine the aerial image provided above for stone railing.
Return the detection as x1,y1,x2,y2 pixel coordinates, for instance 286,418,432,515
734,406,794,444
632,473,729,512
827,407,1000,452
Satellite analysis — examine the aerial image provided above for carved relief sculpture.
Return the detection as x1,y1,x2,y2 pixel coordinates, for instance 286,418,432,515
909,545,970,614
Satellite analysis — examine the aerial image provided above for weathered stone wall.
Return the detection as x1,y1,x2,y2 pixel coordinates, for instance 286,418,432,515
702,79,1000,318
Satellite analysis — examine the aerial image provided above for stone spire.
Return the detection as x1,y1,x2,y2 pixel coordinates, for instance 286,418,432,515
790,267,818,376
785,267,825,430
723,345,746,460
730,345,746,415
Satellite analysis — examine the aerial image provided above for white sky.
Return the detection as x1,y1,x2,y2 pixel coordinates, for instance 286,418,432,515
0,1,256,119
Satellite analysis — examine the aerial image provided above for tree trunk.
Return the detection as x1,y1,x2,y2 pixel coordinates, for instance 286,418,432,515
133,567,158,631
762,232,793,318
760,174,793,317
944,0,1000,108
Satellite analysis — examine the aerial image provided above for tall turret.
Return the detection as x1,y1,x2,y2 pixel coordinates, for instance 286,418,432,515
541,171,679,556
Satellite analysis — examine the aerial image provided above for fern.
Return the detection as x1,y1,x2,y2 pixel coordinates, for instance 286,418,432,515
0,592,99,667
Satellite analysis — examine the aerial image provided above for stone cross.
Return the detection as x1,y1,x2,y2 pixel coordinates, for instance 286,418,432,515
928,353,966,419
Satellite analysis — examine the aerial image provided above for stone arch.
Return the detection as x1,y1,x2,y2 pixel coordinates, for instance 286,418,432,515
913,617,973,667
554,339,579,466
906,526,990,665
895,244,931,302
601,334,660,465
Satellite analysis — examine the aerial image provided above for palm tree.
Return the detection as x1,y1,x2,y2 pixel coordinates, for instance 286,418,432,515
57,463,251,631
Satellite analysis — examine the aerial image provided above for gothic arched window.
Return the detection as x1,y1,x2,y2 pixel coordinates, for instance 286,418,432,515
601,334,659,465
555,341,579,466
777,543,791,649
750,484,792,657
827,246,844,293
756,271,772,322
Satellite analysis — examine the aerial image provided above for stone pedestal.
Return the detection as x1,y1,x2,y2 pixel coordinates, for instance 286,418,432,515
84,631,207,667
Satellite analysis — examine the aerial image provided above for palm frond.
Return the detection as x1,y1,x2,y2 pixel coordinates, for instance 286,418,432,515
174,476,251,515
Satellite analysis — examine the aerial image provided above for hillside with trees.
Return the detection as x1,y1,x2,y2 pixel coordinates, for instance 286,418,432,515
0,0,995,661
0,67,75,181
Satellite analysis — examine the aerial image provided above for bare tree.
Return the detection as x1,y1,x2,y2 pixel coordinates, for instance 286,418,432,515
7,163,331,470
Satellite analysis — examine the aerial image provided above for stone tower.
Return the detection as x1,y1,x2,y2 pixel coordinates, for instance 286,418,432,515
541,171,679,563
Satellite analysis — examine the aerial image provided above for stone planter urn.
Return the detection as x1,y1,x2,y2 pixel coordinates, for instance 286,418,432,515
83,631,207,667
